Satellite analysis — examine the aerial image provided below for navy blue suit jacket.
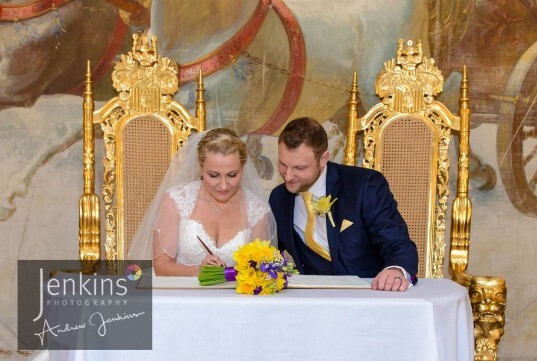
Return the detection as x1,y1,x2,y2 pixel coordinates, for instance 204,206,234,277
269,162,418,281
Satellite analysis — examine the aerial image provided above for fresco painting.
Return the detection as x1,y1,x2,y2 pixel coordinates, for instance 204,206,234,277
0,0,536,359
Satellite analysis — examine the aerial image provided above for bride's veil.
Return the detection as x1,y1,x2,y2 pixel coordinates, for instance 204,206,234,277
128,130,276,260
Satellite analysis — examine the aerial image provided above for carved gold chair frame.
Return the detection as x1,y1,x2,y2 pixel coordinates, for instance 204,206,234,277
79,34,206,271
344,39,506,361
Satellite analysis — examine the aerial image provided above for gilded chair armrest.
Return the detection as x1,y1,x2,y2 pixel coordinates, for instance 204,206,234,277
451,270,472,288
79,193,101,270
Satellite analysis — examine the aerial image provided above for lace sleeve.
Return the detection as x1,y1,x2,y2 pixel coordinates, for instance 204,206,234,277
245,189,277,246
152,192,181,259
153,181,199,258
245,189,270,226
167,181,199,218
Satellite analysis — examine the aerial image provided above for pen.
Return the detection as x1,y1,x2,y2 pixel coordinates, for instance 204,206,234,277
197,236,214,255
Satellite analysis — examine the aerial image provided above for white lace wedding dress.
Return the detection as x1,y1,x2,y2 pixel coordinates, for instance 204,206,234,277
167,180,271,266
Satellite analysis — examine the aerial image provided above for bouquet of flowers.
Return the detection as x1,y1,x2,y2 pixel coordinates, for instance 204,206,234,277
198,239,298,295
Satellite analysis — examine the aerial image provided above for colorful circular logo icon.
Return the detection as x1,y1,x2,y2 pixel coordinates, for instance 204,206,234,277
126,264,142,281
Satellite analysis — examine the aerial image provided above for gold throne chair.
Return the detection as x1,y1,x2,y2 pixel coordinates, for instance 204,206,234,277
79,33,206,272
344,39,506,361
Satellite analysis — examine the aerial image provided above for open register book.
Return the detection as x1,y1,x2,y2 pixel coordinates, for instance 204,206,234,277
138,273,371,289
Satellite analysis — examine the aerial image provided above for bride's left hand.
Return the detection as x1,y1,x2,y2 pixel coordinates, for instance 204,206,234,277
201,254,226,268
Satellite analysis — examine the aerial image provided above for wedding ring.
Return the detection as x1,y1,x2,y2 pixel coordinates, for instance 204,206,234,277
394,276,402,282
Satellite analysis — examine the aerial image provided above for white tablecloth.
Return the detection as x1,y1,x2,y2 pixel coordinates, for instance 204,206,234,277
50,278,474,361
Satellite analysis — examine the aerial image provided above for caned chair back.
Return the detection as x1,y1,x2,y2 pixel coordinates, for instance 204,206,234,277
374,115,441,278
80,34,206,265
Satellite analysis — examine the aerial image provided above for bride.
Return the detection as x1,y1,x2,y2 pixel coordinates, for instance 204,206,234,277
128,128,276,276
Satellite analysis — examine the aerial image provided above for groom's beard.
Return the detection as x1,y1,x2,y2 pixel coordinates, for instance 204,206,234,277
294,179,318,194
286,167,323,194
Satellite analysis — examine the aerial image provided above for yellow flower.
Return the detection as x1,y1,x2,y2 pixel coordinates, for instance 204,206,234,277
236,282,256,295
232,238,297,295
312,195,338,227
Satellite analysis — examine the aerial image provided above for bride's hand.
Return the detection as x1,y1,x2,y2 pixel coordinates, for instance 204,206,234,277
201,255,226,267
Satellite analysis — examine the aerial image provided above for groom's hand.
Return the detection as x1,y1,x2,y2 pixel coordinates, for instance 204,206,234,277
371,268,409,292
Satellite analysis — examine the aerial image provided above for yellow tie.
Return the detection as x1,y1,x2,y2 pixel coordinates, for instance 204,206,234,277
301,191,331,261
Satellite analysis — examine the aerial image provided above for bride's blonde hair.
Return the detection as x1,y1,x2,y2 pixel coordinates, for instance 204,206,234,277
197,128,248,166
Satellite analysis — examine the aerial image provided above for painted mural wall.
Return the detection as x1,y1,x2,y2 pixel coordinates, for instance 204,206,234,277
0,0,536,359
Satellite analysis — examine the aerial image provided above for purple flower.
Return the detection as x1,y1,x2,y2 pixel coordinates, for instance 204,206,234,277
253,286,262,295
260,262,279,279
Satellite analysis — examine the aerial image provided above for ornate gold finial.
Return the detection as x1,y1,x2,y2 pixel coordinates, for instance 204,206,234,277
196,69,206,131
458,65,470,196
344,71,359,165
376,38,443,112
396,38,423,70
132,33,158,67
112,33,179,113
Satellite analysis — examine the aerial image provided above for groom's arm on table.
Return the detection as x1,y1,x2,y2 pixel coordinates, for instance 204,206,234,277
359,170,418,291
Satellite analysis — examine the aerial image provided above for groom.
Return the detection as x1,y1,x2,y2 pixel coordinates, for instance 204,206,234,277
269,117,418,291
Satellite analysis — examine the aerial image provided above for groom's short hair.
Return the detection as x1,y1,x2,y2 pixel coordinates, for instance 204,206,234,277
278,117,328,160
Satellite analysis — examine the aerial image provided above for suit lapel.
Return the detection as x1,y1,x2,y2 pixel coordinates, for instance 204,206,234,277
325,162,340,265
283,190,299,264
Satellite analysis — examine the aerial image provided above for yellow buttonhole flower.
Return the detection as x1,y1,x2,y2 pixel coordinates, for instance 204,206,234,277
312,195,338,227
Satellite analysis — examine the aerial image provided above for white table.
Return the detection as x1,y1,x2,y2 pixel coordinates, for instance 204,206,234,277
50,278,474,361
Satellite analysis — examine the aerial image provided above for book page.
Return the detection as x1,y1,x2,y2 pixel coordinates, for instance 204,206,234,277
287,275,371,289
139,274,370,289
138,275,236,289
